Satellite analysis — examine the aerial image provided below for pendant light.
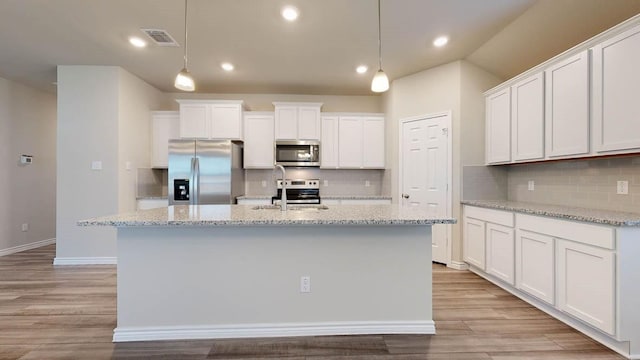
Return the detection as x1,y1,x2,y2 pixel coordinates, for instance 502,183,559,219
175,0,195,91
371,0,389,93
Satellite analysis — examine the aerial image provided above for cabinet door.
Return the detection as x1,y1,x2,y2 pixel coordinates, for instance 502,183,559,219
362,117,385,168
338,117,363,168
211,104,242,139
180,103,209,139
486,223,515,285
274,106,298,140
321,116,339,168
297,106,321,140
151,112,179,168
486,89,511,164
511,73,544,161
592,25,640,153
244,114,274,168
515,229,555,304
463,217,485,269
557,239,615,335
545,51,589,157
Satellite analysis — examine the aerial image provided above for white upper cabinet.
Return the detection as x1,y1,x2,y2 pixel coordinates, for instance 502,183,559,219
177,100,244,140
243,112,275,169
511,73,544,162
592,24,640,154
273,102,322,141
337,115,385,169
321,116,339,168
486,88,511,164
545,50,589,158
151,111,179,168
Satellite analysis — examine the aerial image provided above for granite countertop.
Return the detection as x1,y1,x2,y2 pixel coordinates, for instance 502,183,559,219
461,200,640,227
78,204,456,227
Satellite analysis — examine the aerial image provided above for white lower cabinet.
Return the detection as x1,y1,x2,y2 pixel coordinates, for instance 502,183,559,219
515,229,555,304
486,223,515,285
556,239,615,335
236,198,271,205
463,217,486,269
136,199,168,210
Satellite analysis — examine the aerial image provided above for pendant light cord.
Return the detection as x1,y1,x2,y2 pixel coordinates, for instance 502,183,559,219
377,0,382,70
183,0,189,69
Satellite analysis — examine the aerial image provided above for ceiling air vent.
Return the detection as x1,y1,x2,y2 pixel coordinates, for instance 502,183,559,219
140,29,179,47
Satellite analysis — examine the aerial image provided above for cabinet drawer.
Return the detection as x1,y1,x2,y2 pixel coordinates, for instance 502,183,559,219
464,206,514,227
517,214,614,250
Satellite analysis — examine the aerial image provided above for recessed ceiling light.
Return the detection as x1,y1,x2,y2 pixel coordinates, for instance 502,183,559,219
281,6,299,21
356,65,368,74
221,63,234,72
129,36,147,48
433,36,449,47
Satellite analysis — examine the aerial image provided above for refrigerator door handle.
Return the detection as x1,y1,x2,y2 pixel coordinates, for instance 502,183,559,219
193,157,200,205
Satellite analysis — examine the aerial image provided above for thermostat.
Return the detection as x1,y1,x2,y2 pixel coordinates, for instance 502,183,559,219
20,155,33,165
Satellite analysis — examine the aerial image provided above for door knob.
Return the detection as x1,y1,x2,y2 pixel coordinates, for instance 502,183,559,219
402,194,409,199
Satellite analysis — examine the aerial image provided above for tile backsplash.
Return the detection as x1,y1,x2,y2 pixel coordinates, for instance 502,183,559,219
245,169,386,197
462,165,508,201
136,168,168,198
508,156,640,212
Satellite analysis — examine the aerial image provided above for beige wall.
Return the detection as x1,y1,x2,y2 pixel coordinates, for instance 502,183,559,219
164,93,382,113
384,60,502,263
56,66,168,261
0,76,56,252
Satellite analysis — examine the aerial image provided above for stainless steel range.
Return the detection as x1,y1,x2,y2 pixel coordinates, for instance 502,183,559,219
272,179,321,204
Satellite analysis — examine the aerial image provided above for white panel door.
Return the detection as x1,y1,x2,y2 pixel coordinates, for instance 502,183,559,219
243,114,274,168
511,73,544,161
486,89,511,164
180,103,208,139
338,117,363,168
486,223,515,285
463,217,485,269
362,117,385,168
401,115,449,264
545,50,589,157
557,239,615,335
515,229,555,304
321,116,339,168
297,106,321,140
592,24,640,153
274,106,298,140
211,104,242,140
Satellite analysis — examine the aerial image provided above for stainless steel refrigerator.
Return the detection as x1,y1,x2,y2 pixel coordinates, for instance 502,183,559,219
168,140,244,205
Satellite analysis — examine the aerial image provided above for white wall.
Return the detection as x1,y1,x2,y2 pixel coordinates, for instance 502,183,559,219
0,77,56,253
56,66,168,262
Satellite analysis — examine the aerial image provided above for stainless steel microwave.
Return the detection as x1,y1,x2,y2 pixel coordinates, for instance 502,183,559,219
275,140,320,167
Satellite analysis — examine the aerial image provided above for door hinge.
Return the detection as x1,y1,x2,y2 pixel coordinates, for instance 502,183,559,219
442,128,449,136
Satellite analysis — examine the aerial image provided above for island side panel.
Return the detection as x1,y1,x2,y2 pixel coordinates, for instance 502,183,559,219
115,224,433,341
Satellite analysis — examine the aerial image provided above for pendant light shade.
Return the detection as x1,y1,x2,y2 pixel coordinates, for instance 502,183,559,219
371,0,389,93
175,0,195,91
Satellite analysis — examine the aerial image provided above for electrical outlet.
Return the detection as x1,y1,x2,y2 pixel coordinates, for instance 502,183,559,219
528,180,535,191
323,180,329,187
617,180,629,195
21,223,28,232
365,180,370,187
300,276,311,293
261,180,267,188
91,161,102,170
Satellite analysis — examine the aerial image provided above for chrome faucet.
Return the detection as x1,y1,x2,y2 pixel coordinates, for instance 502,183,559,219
274,164,287,211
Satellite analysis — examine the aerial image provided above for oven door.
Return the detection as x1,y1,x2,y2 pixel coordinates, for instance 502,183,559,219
275,141,320,167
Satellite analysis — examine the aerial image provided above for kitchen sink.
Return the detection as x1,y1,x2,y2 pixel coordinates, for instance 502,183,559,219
251,205,329,211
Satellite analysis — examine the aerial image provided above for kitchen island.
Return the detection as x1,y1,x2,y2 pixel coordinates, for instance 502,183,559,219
79,204,455,342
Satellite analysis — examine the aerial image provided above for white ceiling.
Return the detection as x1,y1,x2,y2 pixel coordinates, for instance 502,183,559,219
0,0,638,95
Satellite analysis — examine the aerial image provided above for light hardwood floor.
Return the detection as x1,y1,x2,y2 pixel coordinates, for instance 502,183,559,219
0,244,624,359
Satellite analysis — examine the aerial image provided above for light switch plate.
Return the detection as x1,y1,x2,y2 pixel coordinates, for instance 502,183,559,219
91,161,102,170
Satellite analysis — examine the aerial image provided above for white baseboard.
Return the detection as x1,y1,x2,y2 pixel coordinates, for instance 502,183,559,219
0,238,56,257
53,256,117,265
113,320,436,342
447,260,469,270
